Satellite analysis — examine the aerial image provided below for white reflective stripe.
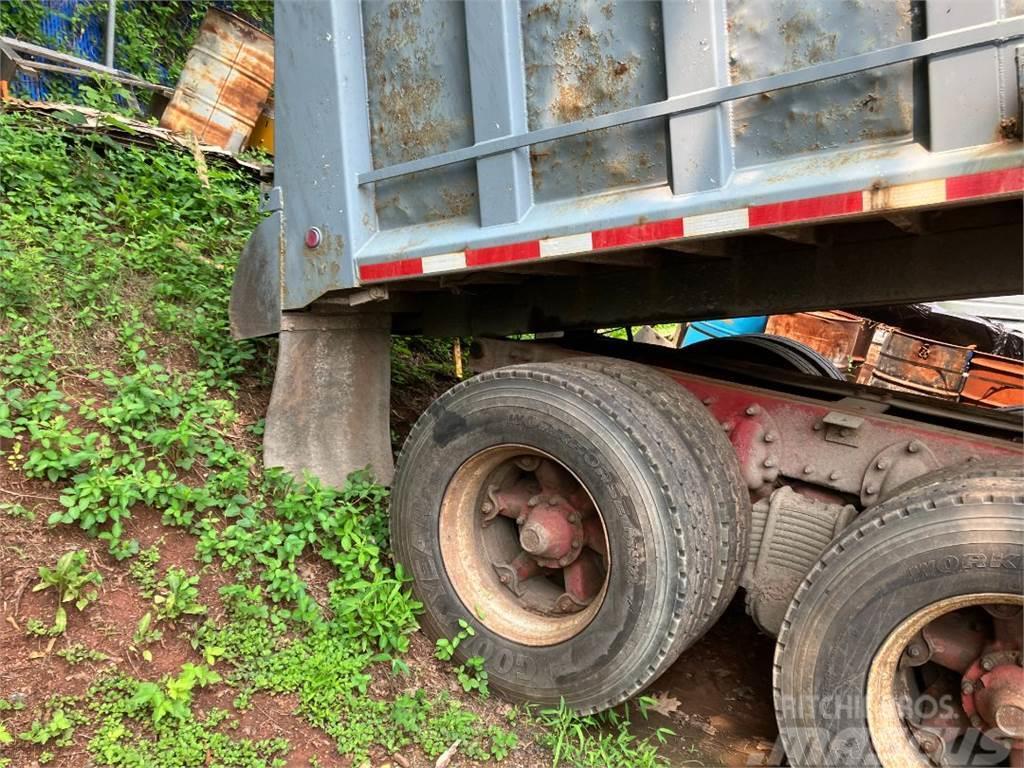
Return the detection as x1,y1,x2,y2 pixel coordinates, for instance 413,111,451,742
421,252,467,273
862,179,947,211
684,207,749,236
539,232,593,258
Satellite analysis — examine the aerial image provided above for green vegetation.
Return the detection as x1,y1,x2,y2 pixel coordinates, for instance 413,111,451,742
0,1,273,93
0,109,673,766
32,550,103,635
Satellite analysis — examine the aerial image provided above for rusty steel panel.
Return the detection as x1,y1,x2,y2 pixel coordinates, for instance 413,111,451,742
962,352,1024,409
363,0,478,228
160,8,273,154
765,311,871,374
727,0,917,167
521,0,667,203
861,327,971,400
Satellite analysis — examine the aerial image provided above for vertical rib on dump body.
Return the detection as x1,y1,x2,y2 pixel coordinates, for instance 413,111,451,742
231,0,1024,339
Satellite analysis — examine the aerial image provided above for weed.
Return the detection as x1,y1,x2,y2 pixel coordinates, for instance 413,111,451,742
153,566,206,622
533,697,673,768
0,502,33,521
32,550,102,634
56,643,110,665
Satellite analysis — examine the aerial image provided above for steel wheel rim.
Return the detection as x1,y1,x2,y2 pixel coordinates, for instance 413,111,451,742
438,445,611,646
866,593,1024,768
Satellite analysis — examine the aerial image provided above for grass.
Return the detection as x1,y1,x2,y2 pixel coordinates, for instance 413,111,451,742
0,108,673,767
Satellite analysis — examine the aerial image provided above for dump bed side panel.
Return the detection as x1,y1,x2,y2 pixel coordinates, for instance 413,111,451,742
268,0,1024,310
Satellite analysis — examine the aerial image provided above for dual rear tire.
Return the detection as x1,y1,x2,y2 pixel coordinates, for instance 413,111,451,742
390,360,749,713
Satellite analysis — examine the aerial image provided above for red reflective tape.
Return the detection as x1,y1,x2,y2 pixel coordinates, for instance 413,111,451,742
465,241,541,267
590,218,684,249
748,191,863,227
359,258,423,282
946,168,1024,201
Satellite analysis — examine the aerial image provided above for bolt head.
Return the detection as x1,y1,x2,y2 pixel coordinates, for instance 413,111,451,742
877,460,889,470
702,397,714,405
962,680,975,695
571,540,581,550
907,644,922,658
567,513,579,524
481,501,493,513
722,422,734,433
304,227,322,249
499,573,509,584
746,405,761,416
982,657,995,671
866,484,878,495
813,422,823,431
829,471,839,481
763,458,776,468
908,440,921,454
970,715,983,729
764,432,776,443
803,465,814,475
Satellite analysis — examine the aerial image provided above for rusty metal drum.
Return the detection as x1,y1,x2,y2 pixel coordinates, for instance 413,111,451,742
159,8,273,154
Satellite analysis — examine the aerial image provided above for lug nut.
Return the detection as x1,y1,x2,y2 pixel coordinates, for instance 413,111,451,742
907,644,922,659
982,657,995,672
962,681,975,695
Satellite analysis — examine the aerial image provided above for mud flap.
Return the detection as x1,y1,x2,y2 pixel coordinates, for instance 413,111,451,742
230,212,282,340
264,312,394,487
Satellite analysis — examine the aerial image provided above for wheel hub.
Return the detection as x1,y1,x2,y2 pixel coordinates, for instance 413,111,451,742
868,597,1024,767
440,445,610,645
479,459,607,615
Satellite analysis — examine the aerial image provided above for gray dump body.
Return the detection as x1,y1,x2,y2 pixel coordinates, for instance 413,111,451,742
232,0,1024,339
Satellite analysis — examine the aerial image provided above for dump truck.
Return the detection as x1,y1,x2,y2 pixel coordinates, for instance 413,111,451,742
230,2,1024,765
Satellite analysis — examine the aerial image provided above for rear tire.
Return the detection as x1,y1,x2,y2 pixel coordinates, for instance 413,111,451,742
565,356,750,633
774,476,1024,766
390,362,736,712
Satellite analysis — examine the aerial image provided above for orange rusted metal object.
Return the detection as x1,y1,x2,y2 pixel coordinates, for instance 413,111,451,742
765,311,872,375
961,351,1024,409
859,327,971,400
159,8,273,154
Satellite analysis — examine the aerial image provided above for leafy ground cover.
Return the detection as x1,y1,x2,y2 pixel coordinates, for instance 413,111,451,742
0,109,678,767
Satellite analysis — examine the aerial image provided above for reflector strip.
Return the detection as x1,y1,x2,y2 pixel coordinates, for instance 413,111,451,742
356,166,1023,283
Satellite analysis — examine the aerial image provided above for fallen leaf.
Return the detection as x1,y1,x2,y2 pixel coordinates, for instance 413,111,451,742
436,739,460,768
648,691,681,717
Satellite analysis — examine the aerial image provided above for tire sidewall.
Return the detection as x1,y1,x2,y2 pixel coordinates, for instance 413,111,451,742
778,500,1024,767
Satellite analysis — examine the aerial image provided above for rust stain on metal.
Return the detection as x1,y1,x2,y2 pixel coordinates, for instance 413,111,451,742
765,311,871,372
160,8,273,154
961,352,1024,409
861,328,971,400
364,0,457,165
